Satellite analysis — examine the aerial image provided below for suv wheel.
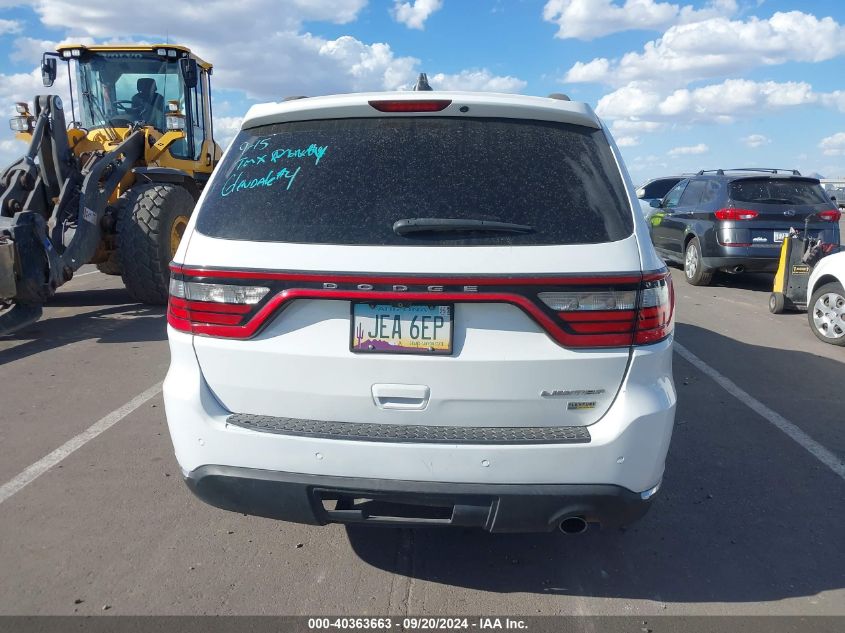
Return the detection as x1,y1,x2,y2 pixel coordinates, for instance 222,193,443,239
808,282,845,346
683,237,713,286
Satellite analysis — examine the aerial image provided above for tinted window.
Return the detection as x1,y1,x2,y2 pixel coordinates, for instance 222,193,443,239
641,177,682,200
662,180,688,208
729,179,830,205
700,179,721,205
196,117,633,246
678,179,706,206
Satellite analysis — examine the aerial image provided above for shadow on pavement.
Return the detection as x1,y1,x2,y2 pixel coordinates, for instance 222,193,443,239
710,271,774,292
0,287,166,365
347,324,845,603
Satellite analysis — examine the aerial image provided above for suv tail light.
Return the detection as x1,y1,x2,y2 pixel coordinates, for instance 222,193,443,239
715,208,759,220
168,279,269,329
168,266,674,348
819,209,841,222
540,271,674,347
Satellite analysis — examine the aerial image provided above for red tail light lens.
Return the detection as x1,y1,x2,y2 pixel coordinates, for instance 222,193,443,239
634,273,674,345
168,278,269,333
715,208,759,220
539,271,674,347
819,209,841,222
368,100,451,112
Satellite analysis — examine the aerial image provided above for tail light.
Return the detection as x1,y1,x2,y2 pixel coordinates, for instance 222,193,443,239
169,266,674,348
634,274,674,344
819,209,841,222
539,271,674,347
368,100,451,112
168,278,269,331
715,208,759,220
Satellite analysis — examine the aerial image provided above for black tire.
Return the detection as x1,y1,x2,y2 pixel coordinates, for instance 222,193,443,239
769,292,785,314
96,252,122,276
116,183,195,305
683,237,713,286
807,282,845,346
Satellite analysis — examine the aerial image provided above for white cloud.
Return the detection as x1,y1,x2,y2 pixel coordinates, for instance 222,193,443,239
597,78,837,126
564,11,845,86
213,116,244,150
668,143,708,156
543,0,736,40
0,66,71,165
615,135,640,147
391,0,443,30
427,69,526,93
820,133,845,157
0,0,526,153
11,0,520,101
0,18,21,34
611,119,664,134
0,67,70,116
742,134,770,148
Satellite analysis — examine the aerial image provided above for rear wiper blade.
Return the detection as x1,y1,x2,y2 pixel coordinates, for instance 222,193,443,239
393,218,534,236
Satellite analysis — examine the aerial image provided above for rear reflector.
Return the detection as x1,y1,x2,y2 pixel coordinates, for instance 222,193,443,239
368,100,451,112
819,209,841,222
715,208,759,220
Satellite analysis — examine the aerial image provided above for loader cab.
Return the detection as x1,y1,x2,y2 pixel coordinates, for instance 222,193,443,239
51,45,215,165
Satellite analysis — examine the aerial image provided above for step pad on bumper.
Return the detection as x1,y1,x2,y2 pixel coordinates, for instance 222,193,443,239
226,413,591,444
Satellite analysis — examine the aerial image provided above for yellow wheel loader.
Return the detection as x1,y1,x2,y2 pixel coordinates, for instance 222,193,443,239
0,44,222,334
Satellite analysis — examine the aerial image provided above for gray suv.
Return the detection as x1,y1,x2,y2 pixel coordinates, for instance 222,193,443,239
647,169,841,285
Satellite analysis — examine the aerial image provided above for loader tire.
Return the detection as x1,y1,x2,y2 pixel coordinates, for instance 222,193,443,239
96,252,122,276
117,183,195,305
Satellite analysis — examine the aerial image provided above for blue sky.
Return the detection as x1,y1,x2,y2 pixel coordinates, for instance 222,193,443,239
1,0,844,183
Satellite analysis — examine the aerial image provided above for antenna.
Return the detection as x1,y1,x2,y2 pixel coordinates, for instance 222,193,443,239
413,73,433,91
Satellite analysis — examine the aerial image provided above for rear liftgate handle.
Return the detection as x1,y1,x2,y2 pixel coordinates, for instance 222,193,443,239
371,384,430,411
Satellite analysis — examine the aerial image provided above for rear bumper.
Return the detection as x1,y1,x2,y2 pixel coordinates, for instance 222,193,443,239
164,329,676,529
702,255,780,272
185,466,656,532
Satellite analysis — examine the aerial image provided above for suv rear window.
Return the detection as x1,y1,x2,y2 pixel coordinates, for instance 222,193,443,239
196,117,633,246
729,178,830,206
640,178,682,200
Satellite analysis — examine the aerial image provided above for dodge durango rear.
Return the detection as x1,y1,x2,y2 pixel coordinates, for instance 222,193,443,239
163,89,677,534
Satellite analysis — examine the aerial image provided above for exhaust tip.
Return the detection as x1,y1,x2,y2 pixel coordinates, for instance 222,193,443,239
559,516,588,535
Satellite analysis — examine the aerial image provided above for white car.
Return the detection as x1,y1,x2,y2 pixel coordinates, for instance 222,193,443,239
163,90,677,534
807,251,845,346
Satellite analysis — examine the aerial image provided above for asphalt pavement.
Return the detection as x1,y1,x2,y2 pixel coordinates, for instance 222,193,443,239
0,257,843,617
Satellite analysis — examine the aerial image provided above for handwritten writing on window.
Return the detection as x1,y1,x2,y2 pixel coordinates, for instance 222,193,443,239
220,137,329,198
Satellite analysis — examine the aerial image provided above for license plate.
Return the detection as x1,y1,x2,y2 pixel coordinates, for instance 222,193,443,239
774,231,789,243
351,303,452,355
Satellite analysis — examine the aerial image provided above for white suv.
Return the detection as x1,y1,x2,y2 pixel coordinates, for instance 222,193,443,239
163,91,677,534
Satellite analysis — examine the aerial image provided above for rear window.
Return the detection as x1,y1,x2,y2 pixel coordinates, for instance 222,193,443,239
729,179,830,206
196,117,633,246
640,178,682,200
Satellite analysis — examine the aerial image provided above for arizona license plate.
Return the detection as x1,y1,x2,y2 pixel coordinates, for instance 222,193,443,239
774,231,789,243
351,304,452,354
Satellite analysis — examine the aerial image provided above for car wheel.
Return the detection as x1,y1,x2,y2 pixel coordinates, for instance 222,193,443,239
769,292,786,314
808,282,845,346
683,237,713,286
